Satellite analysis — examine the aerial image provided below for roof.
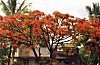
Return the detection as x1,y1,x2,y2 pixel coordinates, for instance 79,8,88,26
12,47,50,57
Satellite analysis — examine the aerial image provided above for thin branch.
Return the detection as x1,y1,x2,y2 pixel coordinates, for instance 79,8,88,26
29,24,32,44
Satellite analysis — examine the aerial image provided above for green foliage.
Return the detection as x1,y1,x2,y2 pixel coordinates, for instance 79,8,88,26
86,3,100,18
39,58,50,65
1,0,31,15
11,62,24,65
0,47,10,64
0,47,10,57
38,40,46,47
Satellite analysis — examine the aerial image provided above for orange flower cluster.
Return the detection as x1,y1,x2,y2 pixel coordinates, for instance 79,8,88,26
32,27,41,36
12,44,18,48
29,10,44,17
0,10,99,51
56,28,68,35
75,18,100,38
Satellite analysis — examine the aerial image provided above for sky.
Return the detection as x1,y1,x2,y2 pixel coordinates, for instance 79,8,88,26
0,0,100,19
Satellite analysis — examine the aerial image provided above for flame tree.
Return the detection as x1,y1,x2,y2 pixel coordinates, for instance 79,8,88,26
74,17,100,64
0,10,79,61
38,11,80,59
0,10,45,63
1,10,99,64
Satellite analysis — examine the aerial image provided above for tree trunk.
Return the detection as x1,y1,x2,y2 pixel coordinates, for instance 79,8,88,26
8,45,12,65
50,50,53,59
32,48,39,62
39,47,41,59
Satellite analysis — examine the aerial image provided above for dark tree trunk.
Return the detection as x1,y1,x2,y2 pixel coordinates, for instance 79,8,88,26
50,49,53,59
32,48,39,62
8,45,12,65
39,47,41,59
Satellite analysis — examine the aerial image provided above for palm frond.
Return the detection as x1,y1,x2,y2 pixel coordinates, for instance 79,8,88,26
93,3,97,15
86,6,92,15
17,0,26,12
1,0,30,15
96,3,100,15
86,3,100,18
17,5,29,14
7,0,11,10
1,0,11,15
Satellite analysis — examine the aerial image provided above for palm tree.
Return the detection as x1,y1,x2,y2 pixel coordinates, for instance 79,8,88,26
1,0,31,15
86,3,100,18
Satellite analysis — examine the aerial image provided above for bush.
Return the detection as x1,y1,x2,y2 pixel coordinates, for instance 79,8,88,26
11,62,24,65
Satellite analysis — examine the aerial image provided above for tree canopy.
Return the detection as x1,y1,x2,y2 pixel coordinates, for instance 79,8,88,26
0,10,99,61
